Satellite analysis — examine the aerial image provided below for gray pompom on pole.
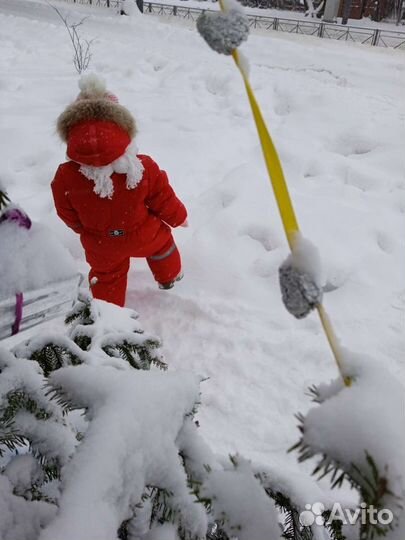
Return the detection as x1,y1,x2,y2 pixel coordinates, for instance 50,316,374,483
196,8,250,56
278,235,324,319
279,264,323,319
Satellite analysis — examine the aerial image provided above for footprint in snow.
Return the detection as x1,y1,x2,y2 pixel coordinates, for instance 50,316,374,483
323,266,351,292
240,224,275,252
220,189,237,209
328,132,378,158
375,230,395,254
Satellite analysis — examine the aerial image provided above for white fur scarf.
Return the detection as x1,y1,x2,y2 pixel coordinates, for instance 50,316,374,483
79,140,144,199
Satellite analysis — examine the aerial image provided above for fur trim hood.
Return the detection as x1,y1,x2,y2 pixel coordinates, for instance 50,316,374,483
57,98,136,142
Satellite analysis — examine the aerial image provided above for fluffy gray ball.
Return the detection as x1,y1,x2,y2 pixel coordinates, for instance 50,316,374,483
196,10,250,56
279,263,323,319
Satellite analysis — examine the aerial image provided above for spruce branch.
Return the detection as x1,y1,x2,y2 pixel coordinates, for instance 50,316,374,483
148,486,176,524
1,389,51,424
40,459,61,481
0,390,65,479
0,189,10,211
102,339,167,371
0,427,26,456
268,490,312,540
134,485,208,540
206,523,230,540
322,510,347,540
185,397,202,419
65,296,96,350
73,334,92,352
254,470,313,540
45,384,81,415
26,451,62,482
28,482,57,504
65,296,93,326
291,413,400,539
30,343,82,376
117,520,130,540
306,385,322,403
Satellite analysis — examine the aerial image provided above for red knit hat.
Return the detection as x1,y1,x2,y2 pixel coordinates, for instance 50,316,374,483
66,120,132,167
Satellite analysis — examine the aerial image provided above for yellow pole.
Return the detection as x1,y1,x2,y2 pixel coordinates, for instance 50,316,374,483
215,5,351,386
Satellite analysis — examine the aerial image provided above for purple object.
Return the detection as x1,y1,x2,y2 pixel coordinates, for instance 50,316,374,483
12,293,24,335
0,205,31,335
0,207,32,229
1,203,31,334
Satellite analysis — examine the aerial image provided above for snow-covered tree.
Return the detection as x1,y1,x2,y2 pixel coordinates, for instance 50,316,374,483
1,294,403,540
291,349,405,540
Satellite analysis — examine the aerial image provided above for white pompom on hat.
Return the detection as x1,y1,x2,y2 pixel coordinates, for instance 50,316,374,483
76,73,119,103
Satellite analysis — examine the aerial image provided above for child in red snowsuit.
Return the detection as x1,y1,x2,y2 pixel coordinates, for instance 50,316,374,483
51,75,187,307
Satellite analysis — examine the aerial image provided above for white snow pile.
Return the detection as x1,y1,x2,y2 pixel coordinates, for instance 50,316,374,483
0,473,56,540
41,366,207,540
284,234,324,289
0,213,77,300
296,348,405,539
200,456,282,540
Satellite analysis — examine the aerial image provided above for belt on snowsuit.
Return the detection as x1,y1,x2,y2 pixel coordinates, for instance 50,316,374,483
109,229,125,237
105,228,176,261
84,228,129,237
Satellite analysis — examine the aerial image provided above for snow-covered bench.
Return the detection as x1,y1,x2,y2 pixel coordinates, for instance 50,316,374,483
0,200,80,341
0,274,81,340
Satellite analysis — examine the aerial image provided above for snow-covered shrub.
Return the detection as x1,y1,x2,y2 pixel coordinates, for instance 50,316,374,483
1,295,403,540
0,296,294,540
0,346,76,540
0,297,170,540
65,292,166,370
291,349,405,540
12,292,166,374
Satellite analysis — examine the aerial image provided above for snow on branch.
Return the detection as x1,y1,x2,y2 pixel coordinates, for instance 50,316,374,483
290,349,405,539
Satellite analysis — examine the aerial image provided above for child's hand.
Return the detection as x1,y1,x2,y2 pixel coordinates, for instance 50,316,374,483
180,219,189,228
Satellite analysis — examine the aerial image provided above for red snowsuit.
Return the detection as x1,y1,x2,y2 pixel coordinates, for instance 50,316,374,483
52,121,187,307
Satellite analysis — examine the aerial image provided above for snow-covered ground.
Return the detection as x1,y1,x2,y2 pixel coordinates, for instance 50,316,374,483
0,0,404,480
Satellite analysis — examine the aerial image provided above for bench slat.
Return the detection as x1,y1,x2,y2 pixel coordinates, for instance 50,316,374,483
0,275,81,340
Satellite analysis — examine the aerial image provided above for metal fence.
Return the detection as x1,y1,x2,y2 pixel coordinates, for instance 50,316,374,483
62,0,120,7
61,0,405,49
143,1,405,49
